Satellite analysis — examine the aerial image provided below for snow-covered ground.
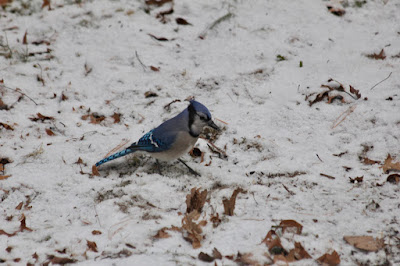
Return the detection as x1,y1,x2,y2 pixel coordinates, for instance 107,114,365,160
1,0,399,265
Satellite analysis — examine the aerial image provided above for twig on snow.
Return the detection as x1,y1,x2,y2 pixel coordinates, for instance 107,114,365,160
199,13,233,39
370,72,392,90
0,83,38,105
135,50,147,70
331,105,357,129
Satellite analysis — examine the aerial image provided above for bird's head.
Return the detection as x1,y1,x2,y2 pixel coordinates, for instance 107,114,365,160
188,100,219,137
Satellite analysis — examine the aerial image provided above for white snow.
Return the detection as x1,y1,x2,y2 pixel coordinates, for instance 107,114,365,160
1,0,399,265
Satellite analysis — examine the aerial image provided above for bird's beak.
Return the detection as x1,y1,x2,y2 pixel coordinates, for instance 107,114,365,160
208,120,220,131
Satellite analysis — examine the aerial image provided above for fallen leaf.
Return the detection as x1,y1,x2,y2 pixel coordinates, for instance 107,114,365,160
176,17,192,25
223,188,245,216
182,211,203,249
198,252,214,262
42,0,51,9
148,33,169,41
81,113,105,124
235,252,259,265
262,230,287,255
0,98,9,110
349,85,361,99
92,230,102,235
279,220,303,234
317,250,340,265
45,128,55,136
0,122,14,130
387,174,400,184
367,49,386,60
344,236,384,252
0,175,11,180
362,157,381,165
150,66,160,72
286,242,312,262
210,213,221,228
144,91,158,98
111,113,121,124
46,255,76,265
61,93,68,101
22,30,28,45
380,154,400,173
16,202,23,210
327,94,345,104
0,0,11,7
87,240,98,252
153,227,171,239
186,187,207,213
92,165,100,176
349,176,363,183
327,5,345,16
76,158,83,164
212,248,222,259
29,113,54,122
19,214,33,232
0,229,16,237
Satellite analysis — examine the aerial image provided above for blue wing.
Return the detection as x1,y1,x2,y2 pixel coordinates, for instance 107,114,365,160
131,128,176,153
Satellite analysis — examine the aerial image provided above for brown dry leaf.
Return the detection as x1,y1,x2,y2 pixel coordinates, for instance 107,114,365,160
286,242,312,262
87,240,98,252
387,174,400,184
327,5,345,16
198,252,214,262
29,113,54,122
186,187,207,213
0,229,16,237
327,94,345,104
76,157,83,164
144,91,158,98
20,214,33,232
61,93,68,101
210,213,221,228
16,202,23,210
45,128,55,136
316,250,340,265
223,188,245,216
0,163,3,172
22,30,28,45
380,154,400,173
349,176,363,183
0,122,14,131
367,49,386,60
150,66,160,72
182,211,203,249
92,230,102,235
212,247,222,259
0,0,11,7
262,230,287,255
148,33,169,42
362,157,381,165
42,0,51,9
309,90,329,106
111,113,121,124
279,220,303,234
344,236,384,252
153,227,171,239
46,255,76,265
235,252,259,265
92,165,100,176
176,17,192,25
0,175,11,180
349,85,361,99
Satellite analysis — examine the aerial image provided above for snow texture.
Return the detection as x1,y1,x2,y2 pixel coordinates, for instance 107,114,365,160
1,0,399,265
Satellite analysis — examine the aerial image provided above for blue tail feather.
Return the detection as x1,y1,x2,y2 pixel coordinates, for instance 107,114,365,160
95,148,135,167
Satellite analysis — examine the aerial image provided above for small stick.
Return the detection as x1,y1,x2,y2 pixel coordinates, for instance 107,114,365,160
135,50,147,70
370,72,392,90
316,154,323,162
199,13,233,39
332,105,357,129
215,118,228,125
320,173,336,180
282,184,295,195
0,84,38,105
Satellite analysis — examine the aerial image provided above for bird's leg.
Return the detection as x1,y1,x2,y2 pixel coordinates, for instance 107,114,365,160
155,159,163,175
178,159,200,176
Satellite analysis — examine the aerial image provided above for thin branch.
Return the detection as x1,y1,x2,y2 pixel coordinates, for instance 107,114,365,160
135,50,147,70
0,84,38,105
332,105,357,129
370,72,392,90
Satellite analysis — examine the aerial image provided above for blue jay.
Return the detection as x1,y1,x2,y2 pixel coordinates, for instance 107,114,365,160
95,100,219,175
